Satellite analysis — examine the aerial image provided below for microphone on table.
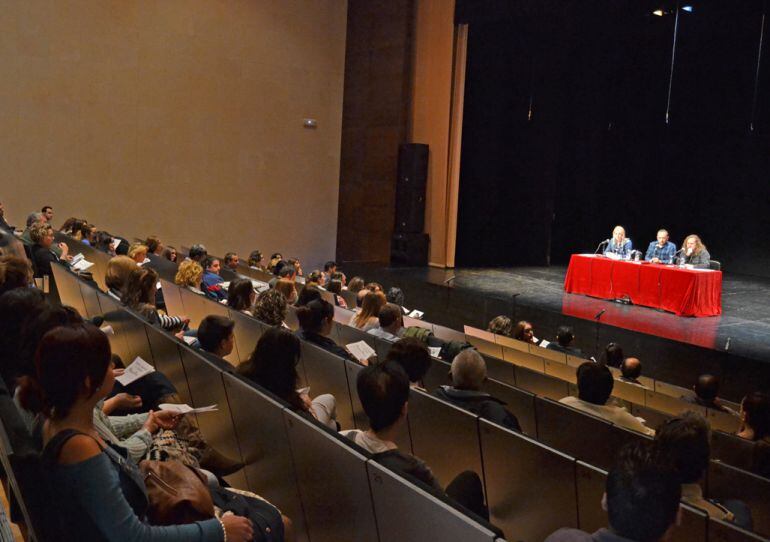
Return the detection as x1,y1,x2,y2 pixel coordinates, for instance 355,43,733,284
594,309,606,321
594,239,610,255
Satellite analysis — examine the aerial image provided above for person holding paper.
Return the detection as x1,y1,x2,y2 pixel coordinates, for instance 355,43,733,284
30,222,71,278
296,298,358,363
603,225,633,258
237,327,338,430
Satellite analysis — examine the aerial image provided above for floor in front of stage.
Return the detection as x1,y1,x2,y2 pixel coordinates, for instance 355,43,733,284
344,263,770,363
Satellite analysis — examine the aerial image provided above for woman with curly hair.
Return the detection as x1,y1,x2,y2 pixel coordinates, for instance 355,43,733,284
174,260,204,294
253,288,288,327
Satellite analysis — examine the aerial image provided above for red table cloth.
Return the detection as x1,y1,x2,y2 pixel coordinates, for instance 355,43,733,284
563,254,722,317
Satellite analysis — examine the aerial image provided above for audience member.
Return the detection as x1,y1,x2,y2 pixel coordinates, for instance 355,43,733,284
331,271,347,287
174,259,204,294
93,231,116,256
269,263,296,289
321,261,337,285
275,278,298,304
367,303,405,342
547,326,582,355
227,278,256,315
366,282,384,293
0,229,26,260
122,267,188,331
0,288,47,390
105,255,139,300
684,374,737,414
127,243,149,265
197,315,236,358
201,256,226,301
253,288,288,327
304,270,322,289
247,250,264,270
326,279,347,308
0,202,13,232
160,246,177,263
287,258,303,277
347,276,365,294
18,322,254,541
655,412,751,527
295,285,321,307
237,327,338,429
350,290,386,331
268,252,283,273
736,391,770,478
385,338,432,389
30,222,70,277
487,315,512,337
20,212,45,245
296,299,357,362
560,363,654,435
386,286,405,307
0,255,32,295
224,252,240,271
188,244,208,263
144,236,163,256
41,205,53,223
599,343,624,368
434,349,521,432
620,358,644,386
545,442,681,542
513,320,538,344
58,217,77,234
69,219,85,241
341,362,489,520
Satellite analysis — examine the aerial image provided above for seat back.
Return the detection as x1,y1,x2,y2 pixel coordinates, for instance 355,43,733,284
707,461,770,538
480,418,578,542
709,260,722,271
708,517,767,542
223,373,309,542
178,286,210,328
283,410,378,542
481,378,536,436
50,263,87,316
407,389,483,490
711,431,755,472
514,366,569,400
144,323,193,405
575,461,607,533
300,341,355,429
228,309,265,364
366,460,498,542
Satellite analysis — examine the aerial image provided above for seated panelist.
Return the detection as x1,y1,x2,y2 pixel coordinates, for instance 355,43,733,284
680,234,711,269
644,229,677,264
603,225,632,258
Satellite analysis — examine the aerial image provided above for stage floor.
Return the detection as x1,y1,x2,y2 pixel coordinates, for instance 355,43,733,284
345,263,770,364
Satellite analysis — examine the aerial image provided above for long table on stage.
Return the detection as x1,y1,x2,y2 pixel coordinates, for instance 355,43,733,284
563,254,722,317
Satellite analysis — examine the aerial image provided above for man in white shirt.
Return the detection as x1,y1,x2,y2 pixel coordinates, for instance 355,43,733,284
367,303,405,342
560,362,654,436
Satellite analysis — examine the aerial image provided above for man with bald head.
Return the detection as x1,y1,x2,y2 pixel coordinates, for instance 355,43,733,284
645,229,677,264
620,357,644,386
683,374,737,414
434,349,521,431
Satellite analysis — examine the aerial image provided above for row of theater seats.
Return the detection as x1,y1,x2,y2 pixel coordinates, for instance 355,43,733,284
45,233,770,542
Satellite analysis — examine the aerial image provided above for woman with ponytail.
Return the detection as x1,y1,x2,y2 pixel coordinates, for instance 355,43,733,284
121,267,188,331
295,299,358,363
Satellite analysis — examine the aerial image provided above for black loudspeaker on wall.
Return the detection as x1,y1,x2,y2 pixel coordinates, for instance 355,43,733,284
391,143,430,266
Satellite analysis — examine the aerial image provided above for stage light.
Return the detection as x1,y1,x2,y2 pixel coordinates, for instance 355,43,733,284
682,5,694,12
653,9,665,16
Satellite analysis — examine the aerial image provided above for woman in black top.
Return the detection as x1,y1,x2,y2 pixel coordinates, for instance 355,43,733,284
30,223,70,277
295,299,356,362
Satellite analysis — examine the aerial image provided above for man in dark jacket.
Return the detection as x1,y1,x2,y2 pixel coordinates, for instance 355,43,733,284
434,349,521,432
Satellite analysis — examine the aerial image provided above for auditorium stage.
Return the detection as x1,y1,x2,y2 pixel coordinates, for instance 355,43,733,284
343,263,770,399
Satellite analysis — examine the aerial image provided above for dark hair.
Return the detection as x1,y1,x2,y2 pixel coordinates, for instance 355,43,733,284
278,265,295,279
599,342,624,368
621,358,642,380
741,392,770,441
607,442,681,542
296,299,334,333
324,261,337,272
385,338,431,384
18,323,111,419
378,303,402,329
694,374,720,402
121,267,159,308
487,315,513,337
577,362,613,405
227,278,254,312
295,286,322,307
348,276,365,293
79,222,95,242
512,320,533,341
0,288,47,389
202,256,218,271
197,315,235,354
386,287,404,306
306,270,322,284
145,236,161,254
253,289,287,326
0,255,32,295
556,325,574,347
237,327,304,412
654,412,711,484
247,250,262,267
189,244,208,262
94,231,114,253
160,246,177,262
357,361,410,432
326,280,343,296
41,206,52,214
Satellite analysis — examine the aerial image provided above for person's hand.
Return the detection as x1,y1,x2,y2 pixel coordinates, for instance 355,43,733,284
112,368,126,378
142,410,160,434
651,257,660,264
112,393,142,410
300,393,313,411
221,513,254,542
58,242,69,256
174,331,185,340
153,410,182,430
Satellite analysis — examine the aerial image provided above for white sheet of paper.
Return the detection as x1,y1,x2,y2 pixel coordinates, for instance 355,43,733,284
539,339,551,348
71,253,85,265
182,336,197,345
346,340,376,362
297,387,310,395
428,347,441,358
72,259,94,272
408,310,424,319
100,325,115,336
116,357,155,386
221,282,231,290
158,403,218,414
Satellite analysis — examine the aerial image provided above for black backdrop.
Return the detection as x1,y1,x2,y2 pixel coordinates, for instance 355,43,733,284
455,0,770,278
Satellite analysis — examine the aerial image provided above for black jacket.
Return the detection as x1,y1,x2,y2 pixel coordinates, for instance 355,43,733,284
434,386,521,432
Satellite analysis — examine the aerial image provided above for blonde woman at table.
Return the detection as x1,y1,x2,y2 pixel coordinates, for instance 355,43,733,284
679,234,711,269
602,225,633,258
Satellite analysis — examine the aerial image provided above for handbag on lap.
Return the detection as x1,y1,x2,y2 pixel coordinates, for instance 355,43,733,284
139,460,215,525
